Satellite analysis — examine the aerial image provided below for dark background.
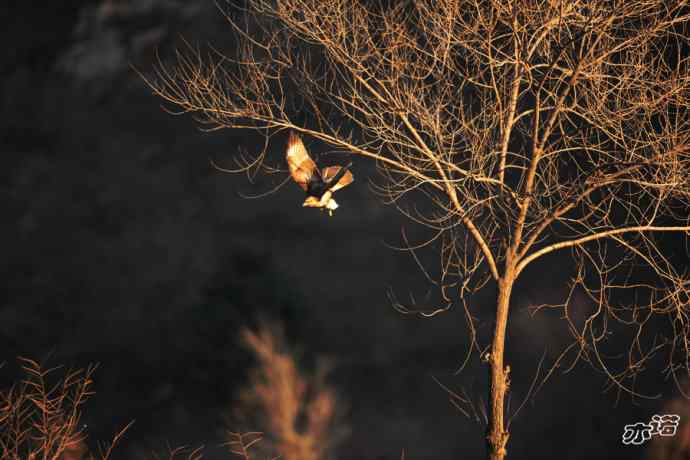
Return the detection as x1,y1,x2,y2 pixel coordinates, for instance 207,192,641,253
0,1,685,459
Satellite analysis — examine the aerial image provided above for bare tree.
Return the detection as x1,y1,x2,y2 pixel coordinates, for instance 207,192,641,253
143,0,690,458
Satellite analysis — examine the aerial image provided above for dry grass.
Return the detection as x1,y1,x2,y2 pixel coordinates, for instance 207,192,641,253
227,324,346,460
0,319,349,460
1,323,345,460
150,445,205,460
0,358,132,460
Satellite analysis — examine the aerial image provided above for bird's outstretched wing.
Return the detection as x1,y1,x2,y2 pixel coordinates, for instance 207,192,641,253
321,165,354,192
286,131,319,191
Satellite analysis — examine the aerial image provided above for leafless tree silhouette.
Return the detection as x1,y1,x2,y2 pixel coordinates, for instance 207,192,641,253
143,0,690,458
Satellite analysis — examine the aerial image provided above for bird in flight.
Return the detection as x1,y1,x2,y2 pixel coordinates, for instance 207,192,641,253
285,131,354,216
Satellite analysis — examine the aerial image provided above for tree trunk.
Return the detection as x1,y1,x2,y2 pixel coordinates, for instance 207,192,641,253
487,274,514,460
